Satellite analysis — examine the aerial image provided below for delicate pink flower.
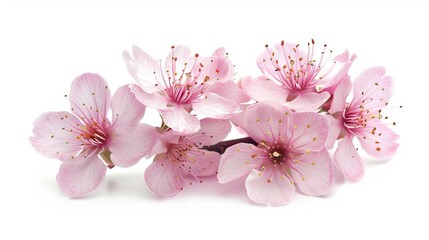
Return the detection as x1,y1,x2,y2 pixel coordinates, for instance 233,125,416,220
328,67,399,181
123,45,240,134
241,40,355,111
30,73,158,197
145,119,231,196
218,102,333,205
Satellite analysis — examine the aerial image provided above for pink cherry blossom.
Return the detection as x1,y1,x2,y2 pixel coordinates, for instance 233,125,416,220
241,40,355,111
123,45,240,134
328,67,399,181
30,73,158,197
145,119,231,196
218,102,333,205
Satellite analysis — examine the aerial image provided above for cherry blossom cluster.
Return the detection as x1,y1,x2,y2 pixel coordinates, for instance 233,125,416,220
30,40,399,205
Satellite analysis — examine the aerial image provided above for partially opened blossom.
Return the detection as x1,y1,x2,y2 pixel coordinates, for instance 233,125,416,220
328,67,399,181
123,45,240,134
241,40,355,111
145,119,231,196
218,102,333,205
30,73,158,197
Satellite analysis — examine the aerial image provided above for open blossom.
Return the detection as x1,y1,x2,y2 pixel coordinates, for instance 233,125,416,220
123,45,241,134
328,67,399,181
241,40,355,111
145,119,231,196
218,102,333,205
30,73,157,197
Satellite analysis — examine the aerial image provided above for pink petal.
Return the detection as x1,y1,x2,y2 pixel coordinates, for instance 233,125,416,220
208,79,250,104
56,154,106,197
144,153,183,196
29,111,83,160
211,47,235,82
245,163,296,205
69,73,111,126
218,143,265,184
331,50,351,63
319,50,356,94
355,121,399,158
240,75,287,102
351,67,394,110
290,150,333,196
334,134,364,182
191,93,240,119
229,104,248,134
110,85,146,135
325,115,343,150
181,149,221,177
123,46,163,94
185,118,231,146
212,47,226,57
243,102,291,143
108,124,157,168
193,55,230,84
329,77,352,114
287,112,330,153
129,84,168,109
257,43,305,81
159,105,200,134
164,45,191,75
286,91,330,112
147,129,167,157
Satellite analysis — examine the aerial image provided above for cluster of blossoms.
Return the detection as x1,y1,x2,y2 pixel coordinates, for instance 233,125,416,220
30,40,399,205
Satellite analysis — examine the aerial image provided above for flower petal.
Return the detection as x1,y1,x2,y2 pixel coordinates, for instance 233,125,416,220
243,102,291,143
144,153,183,196
286,91,330,112
218,143,265,184
123,46,163,94
290,150,333,196
193,55,230,84
108,124,157,168
129,84,168,109
355,121,399,158
208,79,250,104
240,75,287,102
325,115,343,150
319,50,356,94
182,149,221,177
351,67,394,112
69,73,111,126
185,118,231,146
147,129,167,157
245,164,296,205
192,93,240,119
329,77,352,114
29,111,83,160
164,45,191,74
211,47,234,82
287,112,329,153
56,154,106,197
257,43,306,82
334,134,364,182
159,105,200,134
110,85,146,135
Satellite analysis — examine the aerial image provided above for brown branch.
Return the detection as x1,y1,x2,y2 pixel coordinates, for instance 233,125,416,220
202,137,257,155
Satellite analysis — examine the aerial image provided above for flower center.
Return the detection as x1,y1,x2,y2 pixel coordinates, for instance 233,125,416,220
76,122,108,147
168,142,193,164
262,141,289,167
263,40,334,93
161,47,210,104
165,81,206,104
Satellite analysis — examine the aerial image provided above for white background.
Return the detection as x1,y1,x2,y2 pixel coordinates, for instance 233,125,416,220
0,0,427,239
